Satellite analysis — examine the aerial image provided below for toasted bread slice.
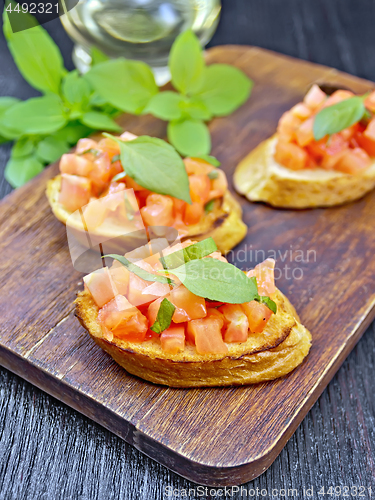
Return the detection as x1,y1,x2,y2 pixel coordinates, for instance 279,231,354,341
75,288,311,387
46,174,247,254
234,135,375,208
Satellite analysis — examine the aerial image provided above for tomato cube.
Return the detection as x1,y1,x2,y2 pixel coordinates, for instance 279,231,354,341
219,304,249,342
83,266,118,307
186,309,228,354
59,173,92,212
160,325,185,354
241,301,273,333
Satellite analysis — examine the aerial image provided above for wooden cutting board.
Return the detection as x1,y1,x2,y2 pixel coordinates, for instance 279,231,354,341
1,46,375,487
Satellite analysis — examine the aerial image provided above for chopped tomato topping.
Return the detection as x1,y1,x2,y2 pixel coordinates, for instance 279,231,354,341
127,261,162,306
83,267,118,307
60,154,93,177
97,138,120,160
160,325,185,354
274,141,308,170
247,259,276,295
335,148,371,174
98,295,148,342
241,301,273,333
219,304,249,342
364,118,375,141
75,138,98,154
169,285,207,323
295,117,315,147
59,173,91,212
365,91,375,113
208,169,228,200
109,263,130,296
140,194,174,227
303,84,327,109
290,103,312,120
184,202,204,225
186,309,228,354
184,157,212,176
322,89,354,109
189,174,211,204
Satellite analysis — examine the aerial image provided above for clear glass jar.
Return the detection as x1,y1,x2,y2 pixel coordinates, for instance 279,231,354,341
61,0,221,84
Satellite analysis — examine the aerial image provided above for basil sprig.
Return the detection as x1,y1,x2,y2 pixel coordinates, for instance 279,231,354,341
104,134,192,204
160,238,217,269
313,95,367,141
161,258,277,312
150,298,176,334
104,254,172,285
2,4,251,188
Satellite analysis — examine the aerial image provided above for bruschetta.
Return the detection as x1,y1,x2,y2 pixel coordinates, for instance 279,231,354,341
234,85,375,208
75,238,311,387
46,132,247,254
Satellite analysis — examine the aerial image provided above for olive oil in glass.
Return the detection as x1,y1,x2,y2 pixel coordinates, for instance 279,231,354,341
61,0,221,83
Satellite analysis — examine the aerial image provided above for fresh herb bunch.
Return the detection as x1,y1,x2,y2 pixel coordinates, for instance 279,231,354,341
106,238,277,334
1,2,253,188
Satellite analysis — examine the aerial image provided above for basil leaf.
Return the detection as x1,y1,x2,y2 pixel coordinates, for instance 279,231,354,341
160,238,217,269
0,96,21,139
169,29,205,95
143,91,183,121
5,155,43,188
53,122,92,145
111,154,120,163
12,137,34,158
91,46,109,65
62,71,91,108
81,111,122,132
195,64,253,116
180,98,212,120
168,258,260,304
259,296,277,314
204,199,215,213
3,4,65,94
104,254,171,284
150,298,176,334
36,136,69,163
168,119,211,157
313,96,366,141
105,134,192,204
85,59,158,114
1,96,67,135
195,154,221,167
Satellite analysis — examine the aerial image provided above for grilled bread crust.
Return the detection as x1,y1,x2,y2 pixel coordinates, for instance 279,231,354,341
46,175,247,254
234,135,375,208
75,288,312,387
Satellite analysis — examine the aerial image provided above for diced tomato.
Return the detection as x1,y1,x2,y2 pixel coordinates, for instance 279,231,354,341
83,266,118,307
120,131,138,141
109,263,130,296
290,103,312,120
364,90,375,113
186,309,228,354
189,174,210,204
184,157,212,176
127,261,161,306
354,132,375,157
208,169,228,200
98,295,148,342
306,134,348,166
97,138,120,160
277,111,302,137
219,304,249,343
364,118,375,142
335,148,371,174
303,84,327,109
160,325,185,354
184,202,204,225
322,89,354,109
60,154,93,176
124,175,145,192
87,152,111,196
247,259,276,295
140,194,174,227
295,117,315,147
75,138,97,154
59,173,91,212
274,141,308,170
169,285,207,323
241,301,273,333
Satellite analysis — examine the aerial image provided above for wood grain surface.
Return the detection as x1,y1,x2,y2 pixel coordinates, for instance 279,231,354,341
0,44,375,488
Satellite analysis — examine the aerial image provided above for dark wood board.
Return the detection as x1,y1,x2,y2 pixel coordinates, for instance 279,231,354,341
0,46,375,487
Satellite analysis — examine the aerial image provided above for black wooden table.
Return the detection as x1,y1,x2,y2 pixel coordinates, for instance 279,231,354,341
1,1,374,498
